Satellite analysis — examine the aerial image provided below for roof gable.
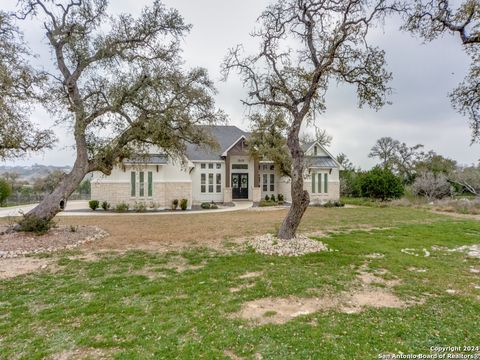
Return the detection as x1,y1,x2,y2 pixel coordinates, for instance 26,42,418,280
185,125,250,161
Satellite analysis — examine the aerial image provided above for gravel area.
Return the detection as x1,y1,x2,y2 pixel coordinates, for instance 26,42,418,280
0,225,109,258
248,233,328,256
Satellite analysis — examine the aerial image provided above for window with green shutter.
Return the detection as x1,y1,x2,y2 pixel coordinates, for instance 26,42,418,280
312,173,316,193
139,171,145,197
317,173,321,194
130,172,136,197
148,171,153,197
324,173,328,193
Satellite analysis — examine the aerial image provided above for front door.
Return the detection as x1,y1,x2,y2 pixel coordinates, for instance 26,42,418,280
232,173,249,199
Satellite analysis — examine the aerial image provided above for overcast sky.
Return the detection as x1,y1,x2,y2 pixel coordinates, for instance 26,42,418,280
2,0,479,169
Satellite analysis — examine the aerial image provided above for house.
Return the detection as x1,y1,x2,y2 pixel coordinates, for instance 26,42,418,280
90,125,342,209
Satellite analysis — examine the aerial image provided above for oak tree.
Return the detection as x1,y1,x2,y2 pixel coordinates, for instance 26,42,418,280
224,0,396,239
15,0,222,223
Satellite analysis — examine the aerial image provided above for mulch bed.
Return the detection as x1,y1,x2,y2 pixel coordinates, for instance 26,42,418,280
0,225,109,258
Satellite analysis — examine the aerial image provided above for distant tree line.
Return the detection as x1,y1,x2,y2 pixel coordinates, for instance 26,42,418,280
0,171,91,207
339,137,480,200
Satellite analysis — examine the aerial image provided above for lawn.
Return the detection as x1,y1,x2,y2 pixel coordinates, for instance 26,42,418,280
0,207,479,359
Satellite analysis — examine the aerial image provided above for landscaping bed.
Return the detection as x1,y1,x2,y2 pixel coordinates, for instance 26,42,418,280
0,225,108,258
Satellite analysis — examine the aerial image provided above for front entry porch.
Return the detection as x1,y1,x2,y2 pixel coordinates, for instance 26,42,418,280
232,173,249,199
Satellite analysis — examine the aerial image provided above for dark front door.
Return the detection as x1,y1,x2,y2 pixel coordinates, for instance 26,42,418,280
232,173,249,199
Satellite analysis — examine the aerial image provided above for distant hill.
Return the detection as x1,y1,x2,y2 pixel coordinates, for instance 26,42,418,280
0,164,72,182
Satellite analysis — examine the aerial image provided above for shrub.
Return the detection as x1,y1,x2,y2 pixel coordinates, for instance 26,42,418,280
0,178,12,206
88,200,99,211
277,194,284,202
180,198,188,211
412,171,452,200
171,199,179,210
133,201,147,212
17,215,55,235
322,200,345,208
101,201,110,211
359,167,404,200
270,194,276,202
210,203,218,209
201,202,211,209
259,200,276,207
149,202,157,209
115,202,129,212
265,195,270,201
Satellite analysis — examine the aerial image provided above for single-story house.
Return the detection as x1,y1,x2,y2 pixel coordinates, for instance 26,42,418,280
91,125,342,209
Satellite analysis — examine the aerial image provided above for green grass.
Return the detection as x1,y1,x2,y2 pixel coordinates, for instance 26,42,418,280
1,216,479,358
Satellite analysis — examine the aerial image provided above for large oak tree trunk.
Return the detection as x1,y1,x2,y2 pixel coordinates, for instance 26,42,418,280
25,154,89,222
278,123,310,240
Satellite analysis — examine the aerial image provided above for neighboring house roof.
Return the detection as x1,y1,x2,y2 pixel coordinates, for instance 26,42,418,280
306,156,338,168
185,125,250,161
123,154,168,165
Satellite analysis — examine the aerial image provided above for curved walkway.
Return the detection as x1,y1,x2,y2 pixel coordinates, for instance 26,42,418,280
0,200,253,218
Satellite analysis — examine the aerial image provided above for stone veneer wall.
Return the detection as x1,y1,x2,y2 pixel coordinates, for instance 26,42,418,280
91,181,192,209
164,182,192,209
91,182,131,206
309,182,340,204
223,187,232,204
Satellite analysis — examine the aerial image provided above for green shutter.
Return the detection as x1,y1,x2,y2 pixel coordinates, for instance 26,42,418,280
139,172,144,197
312,173,316,193
131,172,136,197
318,173,322,194
148,171,153,197
324,173,328,193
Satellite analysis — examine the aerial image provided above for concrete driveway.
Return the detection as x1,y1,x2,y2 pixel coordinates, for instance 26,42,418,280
0,200,253,217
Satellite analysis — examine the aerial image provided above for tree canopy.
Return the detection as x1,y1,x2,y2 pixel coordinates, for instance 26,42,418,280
0,11,55,159
14,0,223,223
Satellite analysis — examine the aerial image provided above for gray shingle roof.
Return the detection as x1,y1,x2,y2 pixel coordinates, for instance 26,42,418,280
123,154,168,165
306,156,338,168
185,125,250,161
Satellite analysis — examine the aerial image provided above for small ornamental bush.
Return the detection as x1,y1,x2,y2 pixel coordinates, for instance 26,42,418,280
17,215,56,235
133,202,147,212
259,200,276,207
171,199,179,210
359,166,404,200
210,203,218,209
265,195,270,201
277,194,284,202
180,198,188,211
0,178,12,206
101,201,110,211
270,194,276,202
88,200,99,211
115,202,129,212
201,202,211,209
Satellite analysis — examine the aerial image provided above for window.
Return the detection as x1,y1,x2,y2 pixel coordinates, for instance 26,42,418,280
270,165,275,171
201,163,206,169
139,171,145,197
148,171,153,197
216,173,221,193
324,173,328,193
262,164,268,171
131,172,136,197
216,163,221,169
263,174,268,191
314,146,318,155
270,174,275,191
318,173,322,194
201,174,206,193
232,164,248,170
312,173,316,193
208,173,214,193
208,163,214,169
